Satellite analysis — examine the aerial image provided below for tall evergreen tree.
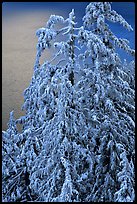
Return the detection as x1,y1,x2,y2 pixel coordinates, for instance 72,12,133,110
2,2,135,202
76,2,135,202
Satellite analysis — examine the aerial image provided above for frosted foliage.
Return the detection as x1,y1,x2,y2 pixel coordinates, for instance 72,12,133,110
83,2,133,31
83,2,135,56
2,2,135,202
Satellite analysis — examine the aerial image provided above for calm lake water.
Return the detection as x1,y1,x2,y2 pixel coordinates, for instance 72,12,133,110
2,10,66,131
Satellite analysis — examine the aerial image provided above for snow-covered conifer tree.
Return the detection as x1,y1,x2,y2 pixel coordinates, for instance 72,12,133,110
2,2,135,202
2,111,32,202
76,2,135,202
27,9,96,202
